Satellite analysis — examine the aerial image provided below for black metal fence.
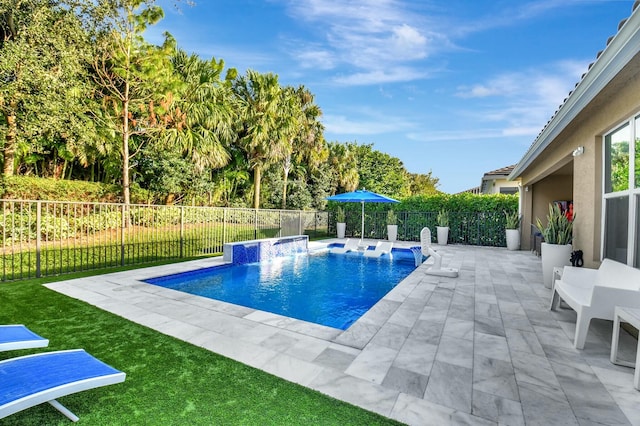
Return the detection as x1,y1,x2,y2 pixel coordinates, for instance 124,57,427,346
0,200,330,282
330,210,510,247
1,199,512,282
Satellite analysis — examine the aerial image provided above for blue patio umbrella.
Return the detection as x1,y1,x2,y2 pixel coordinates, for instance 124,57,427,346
326,189,399,242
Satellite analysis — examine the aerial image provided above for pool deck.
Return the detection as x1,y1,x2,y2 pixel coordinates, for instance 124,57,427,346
46,240,640,425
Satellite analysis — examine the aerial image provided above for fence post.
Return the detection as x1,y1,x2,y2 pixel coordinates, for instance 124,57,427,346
254,209,258,239
120,204,126,266
35,201,41,278
180,206,185,258
222,208,227,244
299,211,303,235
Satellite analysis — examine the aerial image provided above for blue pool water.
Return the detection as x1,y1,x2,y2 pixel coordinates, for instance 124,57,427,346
145,249,417,330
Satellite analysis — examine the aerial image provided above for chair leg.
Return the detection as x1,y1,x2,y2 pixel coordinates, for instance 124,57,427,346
573,311,591,350
550,289,560,311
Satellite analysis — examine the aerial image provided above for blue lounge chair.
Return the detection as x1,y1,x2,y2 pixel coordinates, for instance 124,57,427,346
0,349,126,422
0,324,49,352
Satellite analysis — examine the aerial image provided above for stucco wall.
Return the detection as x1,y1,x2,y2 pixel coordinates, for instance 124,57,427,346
517,53,640,266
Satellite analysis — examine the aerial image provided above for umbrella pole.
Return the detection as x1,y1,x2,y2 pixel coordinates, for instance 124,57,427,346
360,201,364,246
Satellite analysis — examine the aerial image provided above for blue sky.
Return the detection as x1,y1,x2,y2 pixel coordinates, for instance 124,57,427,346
150,0,634,194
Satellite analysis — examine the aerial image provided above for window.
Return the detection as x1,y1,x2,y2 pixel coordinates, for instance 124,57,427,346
605,123,630,193
604,196,628,263
499,187,518,195
603,114,639,266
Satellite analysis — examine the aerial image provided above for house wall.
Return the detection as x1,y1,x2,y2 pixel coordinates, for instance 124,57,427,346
518,57,640,267
484,178,520,194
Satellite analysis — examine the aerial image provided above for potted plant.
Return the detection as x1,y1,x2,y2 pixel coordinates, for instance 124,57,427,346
387,210,398,242
535,203,575,289
335,207,346,238
436,209,450,245
504,210,521,251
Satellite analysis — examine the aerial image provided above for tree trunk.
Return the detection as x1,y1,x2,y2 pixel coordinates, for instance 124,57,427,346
122,80,131,207
253,166,261,209
282,155,290,210
3,108,17,177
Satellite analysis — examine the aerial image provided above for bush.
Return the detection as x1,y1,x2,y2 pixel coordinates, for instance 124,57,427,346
2,176,120,202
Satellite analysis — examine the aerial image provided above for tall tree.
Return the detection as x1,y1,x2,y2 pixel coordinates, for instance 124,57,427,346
163,48,237,173
232,70,285,209
0,0,93,177
281,85,324,209
350,142,410,198
91,0,176,205
327,141,358,194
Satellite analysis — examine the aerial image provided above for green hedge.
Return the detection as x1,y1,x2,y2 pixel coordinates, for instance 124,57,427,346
328,193,519,246
1,176,120,202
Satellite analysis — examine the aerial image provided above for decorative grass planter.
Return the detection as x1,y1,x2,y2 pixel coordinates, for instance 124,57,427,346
541,242,572,288
506,229,520,251
387,224,398,242
436,226,449,245
336,222,346,239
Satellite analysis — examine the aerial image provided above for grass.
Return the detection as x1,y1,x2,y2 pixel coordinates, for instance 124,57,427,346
0,271,402,426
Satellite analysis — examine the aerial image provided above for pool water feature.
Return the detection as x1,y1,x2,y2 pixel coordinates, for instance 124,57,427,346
145,249,417,330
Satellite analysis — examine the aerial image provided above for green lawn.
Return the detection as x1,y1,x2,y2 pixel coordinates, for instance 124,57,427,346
0,272,402,426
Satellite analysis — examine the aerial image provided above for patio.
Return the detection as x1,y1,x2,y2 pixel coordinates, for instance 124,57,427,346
46,241,640,425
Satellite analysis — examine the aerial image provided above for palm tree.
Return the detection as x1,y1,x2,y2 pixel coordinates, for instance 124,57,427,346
280,86,324,209
163,49,237,172
232,70,286,209
328,142,359,194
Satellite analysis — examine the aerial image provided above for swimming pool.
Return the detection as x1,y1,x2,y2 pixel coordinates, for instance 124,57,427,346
145,249,417,330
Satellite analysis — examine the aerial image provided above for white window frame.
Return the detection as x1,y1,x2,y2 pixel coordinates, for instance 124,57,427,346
601,112,640,266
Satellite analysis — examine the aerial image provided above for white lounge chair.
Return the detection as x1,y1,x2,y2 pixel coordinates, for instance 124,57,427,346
0,325,49,352
330,239,360,254
363,241,393,258
420,227,458,277
0,349,126,422
551,258,640,349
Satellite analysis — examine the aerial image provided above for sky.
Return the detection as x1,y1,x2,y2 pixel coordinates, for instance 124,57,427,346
148,0,635,194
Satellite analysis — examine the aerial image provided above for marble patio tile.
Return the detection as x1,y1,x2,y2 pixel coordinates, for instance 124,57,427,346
345,344,397,384
333,319,380,349
551,360,630,425
369,322,411,350
424,360,472,412
426,291,453,310
505,327,545,356
257,330,300,352
436,335,473,369
285,336,331,361
498,299,527,316
518,384,579,426
259,352,326,386
390,392,496,426
591,365,640,426
448,302,475,321
474,315,506,337
381,366,429,398
533,324,576,349
309,369,398,418
472,389,524,426
442,316,474,341
501,312,534,332
475,301,501,319
407,319,444,345
511,350,565,400
313,347,358,372
392,339,438,376
419,306,449,323
387,304,423,328
475,331,511,362
475,292,498,305
473,355,519,401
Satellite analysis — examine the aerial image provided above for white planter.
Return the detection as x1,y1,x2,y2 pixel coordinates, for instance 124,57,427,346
506,229,520,251
387,224,398,242
336,222,346,239
436,226,449,245
541,242,572,289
